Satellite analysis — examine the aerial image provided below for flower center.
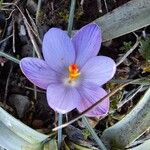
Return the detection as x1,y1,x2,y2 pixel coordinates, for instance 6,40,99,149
68,64,80,81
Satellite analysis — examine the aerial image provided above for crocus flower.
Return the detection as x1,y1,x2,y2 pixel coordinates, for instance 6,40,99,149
20,23,116,117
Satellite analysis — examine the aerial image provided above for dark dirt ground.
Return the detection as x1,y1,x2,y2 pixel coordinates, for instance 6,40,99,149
0,0,149,148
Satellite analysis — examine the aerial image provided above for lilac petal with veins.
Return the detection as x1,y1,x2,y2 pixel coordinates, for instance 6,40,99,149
20,58,60,89
72,23,101,68
43,28,75,73
81,56,116,86
47,83,81,114
77,82,109,117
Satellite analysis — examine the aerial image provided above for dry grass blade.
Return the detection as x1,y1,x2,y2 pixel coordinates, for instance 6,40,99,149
53,79,139,131
0,35,12,45
116,34,140,66
24,19,42,59
26,9,42,44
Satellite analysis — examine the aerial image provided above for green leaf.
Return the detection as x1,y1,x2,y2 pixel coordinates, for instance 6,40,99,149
72,143,94,150
0,107,49,150
129,139,150,150
65,141,98,150
64,137,98,150
94,0,150,42
44,139,58,150
101,87,150,149
139,37,150,61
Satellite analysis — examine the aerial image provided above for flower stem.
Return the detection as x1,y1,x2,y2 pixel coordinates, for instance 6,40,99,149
58,113,63,150
0,51,20,64
57,1,76,149
67,0,76,36
82,116,107,150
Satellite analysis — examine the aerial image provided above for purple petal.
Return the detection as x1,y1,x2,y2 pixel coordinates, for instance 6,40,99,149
77,83,109,117
20,57,60,89
72,23,101,67
81,56,116,86
43,28,75,73
47,84,81,114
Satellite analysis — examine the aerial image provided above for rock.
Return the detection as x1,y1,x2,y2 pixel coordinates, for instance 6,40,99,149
8,94,30,118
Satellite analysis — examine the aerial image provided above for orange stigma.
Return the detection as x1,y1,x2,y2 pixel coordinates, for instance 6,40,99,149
68,64,80,80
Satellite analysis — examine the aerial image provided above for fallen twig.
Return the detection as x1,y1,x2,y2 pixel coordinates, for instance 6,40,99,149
53,79,139,131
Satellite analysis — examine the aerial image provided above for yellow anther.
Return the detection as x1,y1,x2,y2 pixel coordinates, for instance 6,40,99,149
68,64,80,80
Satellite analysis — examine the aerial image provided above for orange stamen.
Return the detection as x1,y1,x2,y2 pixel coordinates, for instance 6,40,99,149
69,64,80,80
